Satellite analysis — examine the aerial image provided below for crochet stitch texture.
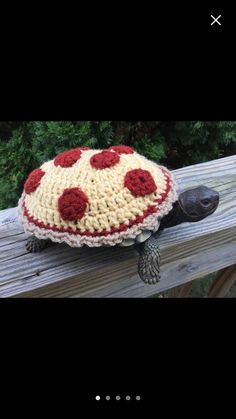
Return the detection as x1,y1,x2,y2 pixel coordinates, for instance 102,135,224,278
17,146,178,247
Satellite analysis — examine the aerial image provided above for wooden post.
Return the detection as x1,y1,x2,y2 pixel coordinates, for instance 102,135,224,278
169,281,194,298
208,265,236,298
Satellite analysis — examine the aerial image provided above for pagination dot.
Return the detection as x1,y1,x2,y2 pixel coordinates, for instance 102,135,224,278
126,395,131,400
136,395,141,400
106,396,110,400
116,395,121,400
95,395,100,401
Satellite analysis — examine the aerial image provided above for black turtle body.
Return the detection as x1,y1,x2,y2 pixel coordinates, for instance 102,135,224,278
26,185,220,285
137,185,219,284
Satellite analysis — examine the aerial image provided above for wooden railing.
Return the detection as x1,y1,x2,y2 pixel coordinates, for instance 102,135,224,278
0,155,236,298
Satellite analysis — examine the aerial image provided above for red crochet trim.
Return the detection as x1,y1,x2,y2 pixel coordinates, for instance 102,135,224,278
58,187,89,221
124,169,157,197
23,202,158,237
54,147,88,168
155,168,171,203
108,145,134,154
90,150,120,169
24,168,45,194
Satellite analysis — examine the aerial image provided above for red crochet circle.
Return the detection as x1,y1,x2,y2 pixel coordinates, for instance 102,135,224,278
108,145,134,154
124,169,157,197
24,168,45,194
58,187,89,221
90,150,120,169
54,148,84,168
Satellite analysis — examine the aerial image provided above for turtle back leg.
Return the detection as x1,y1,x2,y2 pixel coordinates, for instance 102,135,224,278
26,235,52,253
136,234,161,284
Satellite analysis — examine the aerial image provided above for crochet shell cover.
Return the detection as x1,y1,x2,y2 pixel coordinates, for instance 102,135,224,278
17,145,178,247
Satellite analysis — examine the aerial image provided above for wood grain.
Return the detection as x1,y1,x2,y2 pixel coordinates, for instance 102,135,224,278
169,281,194,298
208,265,236,297
1,154,236,297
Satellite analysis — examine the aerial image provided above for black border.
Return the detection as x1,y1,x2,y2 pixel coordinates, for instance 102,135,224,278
1,298,235,412
0,4,234,120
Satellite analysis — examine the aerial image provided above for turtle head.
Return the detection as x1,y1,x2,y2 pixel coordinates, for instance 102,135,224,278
178,185,219,222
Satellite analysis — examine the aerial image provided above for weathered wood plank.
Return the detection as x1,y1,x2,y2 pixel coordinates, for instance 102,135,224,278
207,265,236,297
0,154,236,297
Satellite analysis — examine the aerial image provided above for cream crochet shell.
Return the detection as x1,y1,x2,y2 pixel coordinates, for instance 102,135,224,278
17,146,178,247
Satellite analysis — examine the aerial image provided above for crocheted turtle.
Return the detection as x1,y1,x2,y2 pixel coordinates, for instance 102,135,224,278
17,145,219,284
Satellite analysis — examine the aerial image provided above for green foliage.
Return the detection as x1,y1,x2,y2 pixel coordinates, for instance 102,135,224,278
29,121,114,164
0,123,35,209
171,121,236,166
0,121,236,210
0,121,21,141
112,122,166,160
0,121,115,210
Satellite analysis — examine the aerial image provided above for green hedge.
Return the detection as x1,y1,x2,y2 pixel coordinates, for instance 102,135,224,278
0,121,236,210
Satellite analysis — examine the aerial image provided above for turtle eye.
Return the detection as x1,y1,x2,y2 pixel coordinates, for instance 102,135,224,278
201,199,210,206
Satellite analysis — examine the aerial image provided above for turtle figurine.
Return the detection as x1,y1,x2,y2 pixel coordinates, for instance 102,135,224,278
17,145,219,284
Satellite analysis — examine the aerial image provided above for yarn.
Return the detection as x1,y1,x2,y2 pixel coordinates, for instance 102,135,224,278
90,150,120,169
24,168,45,194
54,147,83,168
124,169,157,197
108,145,134,154
17,146,178,247
58,187,89,221
22,200,158,237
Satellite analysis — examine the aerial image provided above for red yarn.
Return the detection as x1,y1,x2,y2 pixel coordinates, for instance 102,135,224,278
24,168,45,194
23,201,159,236
124,169,157,197
90,150,120,169
58,187,89,221
23,168,172,236
155,170,171,204
54,148,84,168
108,145,134,154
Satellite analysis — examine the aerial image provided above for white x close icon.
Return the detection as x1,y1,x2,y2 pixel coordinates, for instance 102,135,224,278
211,15,221,26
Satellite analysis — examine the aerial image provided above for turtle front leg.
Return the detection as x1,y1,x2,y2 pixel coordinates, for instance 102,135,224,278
26,235,52,253
135,234,161,284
